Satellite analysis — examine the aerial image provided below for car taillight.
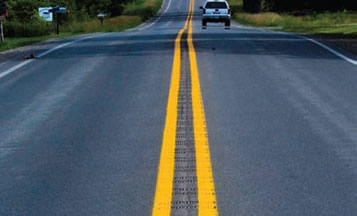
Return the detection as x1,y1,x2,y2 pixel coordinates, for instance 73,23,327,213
203,9,206,14
228,9,231,14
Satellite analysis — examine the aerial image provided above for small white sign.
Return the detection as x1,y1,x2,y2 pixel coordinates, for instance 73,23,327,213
39,7,53,22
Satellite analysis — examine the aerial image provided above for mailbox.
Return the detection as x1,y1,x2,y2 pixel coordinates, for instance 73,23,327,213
58,7,66,14
97,13,107,25
49,7,66,14
49,6,67,35
97,13,107,18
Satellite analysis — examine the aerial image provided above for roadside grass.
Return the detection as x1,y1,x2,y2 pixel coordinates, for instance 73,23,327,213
123,0,163,21
61,16,142,33
0,34,69,53
229,0,357,37
0,0,163,53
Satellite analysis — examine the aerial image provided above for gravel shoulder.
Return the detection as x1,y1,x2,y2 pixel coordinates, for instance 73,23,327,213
0,34,100,74
0,33,97,62
0,38,63,63
315,36,357,55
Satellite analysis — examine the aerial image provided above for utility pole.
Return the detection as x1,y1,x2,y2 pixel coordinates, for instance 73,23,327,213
0,1,7,42
0,19,4,42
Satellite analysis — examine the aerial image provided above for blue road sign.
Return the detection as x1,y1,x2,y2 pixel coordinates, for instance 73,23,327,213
39,7,53,22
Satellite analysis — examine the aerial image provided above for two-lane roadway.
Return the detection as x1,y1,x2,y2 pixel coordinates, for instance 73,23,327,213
0,0,356,215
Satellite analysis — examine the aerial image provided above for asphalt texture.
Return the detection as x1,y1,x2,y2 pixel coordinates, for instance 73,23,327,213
1,0,357,215
171,32,198,216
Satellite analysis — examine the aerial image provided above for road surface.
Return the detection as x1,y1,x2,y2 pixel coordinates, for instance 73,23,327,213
0,0,356,215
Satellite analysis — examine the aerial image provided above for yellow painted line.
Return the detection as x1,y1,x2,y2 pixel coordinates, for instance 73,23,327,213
187,0,219,215
151,3,192,216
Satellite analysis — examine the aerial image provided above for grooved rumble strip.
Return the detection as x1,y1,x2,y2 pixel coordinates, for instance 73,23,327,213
152,28,185,216
152,4,191,216
152,0,219,215
171,31,198,216
187,0,219,215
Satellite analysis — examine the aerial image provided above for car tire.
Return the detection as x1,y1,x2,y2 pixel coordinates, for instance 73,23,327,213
225,20,230,27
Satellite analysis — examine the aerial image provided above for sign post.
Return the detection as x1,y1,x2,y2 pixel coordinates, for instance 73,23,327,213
97,13,107,26
49,7,66,35
56,12,59,35
0,18,4,42
0,3,8,42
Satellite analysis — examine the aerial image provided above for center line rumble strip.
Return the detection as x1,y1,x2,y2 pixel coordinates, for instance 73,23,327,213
152,0,218,215
152,7,191,216
187,0,219,215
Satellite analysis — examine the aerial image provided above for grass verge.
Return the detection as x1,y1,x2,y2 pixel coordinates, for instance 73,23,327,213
123,0,163,21
0,33,69,53
62,16,142,34
0,16,142,53
0,0,163,53
229,0,357,38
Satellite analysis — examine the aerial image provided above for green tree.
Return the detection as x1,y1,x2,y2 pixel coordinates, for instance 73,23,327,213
6,0,39,22
264,0,357,12
243,0,262,13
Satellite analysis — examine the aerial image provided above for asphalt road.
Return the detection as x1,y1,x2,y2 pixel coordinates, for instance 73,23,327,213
0,0,357,215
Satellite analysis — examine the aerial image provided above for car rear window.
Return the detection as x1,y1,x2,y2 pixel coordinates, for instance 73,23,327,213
205,2,228,9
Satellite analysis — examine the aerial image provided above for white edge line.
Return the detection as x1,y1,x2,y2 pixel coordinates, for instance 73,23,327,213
232,23,357,66
278,30,357,66
138,0,172,31
0,60,35,79
231,23,266,32
0,34,102,80
298,35,357,66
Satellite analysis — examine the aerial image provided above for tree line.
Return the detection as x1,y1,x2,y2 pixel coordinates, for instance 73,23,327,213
244,0,357,13
3,0,134,23
2,0,141,37
4,0,357,22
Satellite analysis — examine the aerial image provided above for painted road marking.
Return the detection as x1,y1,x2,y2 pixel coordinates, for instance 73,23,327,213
153,0,219,214
231,23,357,66
276,30,357,65
299,35,357,65
0,34,103,80
138,0,172,31
187,0,219,215
152,5,191,216
151,28,183,216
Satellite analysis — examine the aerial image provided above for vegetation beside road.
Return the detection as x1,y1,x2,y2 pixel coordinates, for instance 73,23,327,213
123,0,162,20
0,16,143,52
229,0,357,37
0,34,69,53
61,16,142,33
0,0,162,52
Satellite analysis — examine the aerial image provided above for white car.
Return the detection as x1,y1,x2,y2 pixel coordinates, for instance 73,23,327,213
200,0,231,28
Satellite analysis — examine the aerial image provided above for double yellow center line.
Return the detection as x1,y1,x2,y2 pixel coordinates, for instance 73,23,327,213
152,0,218,215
